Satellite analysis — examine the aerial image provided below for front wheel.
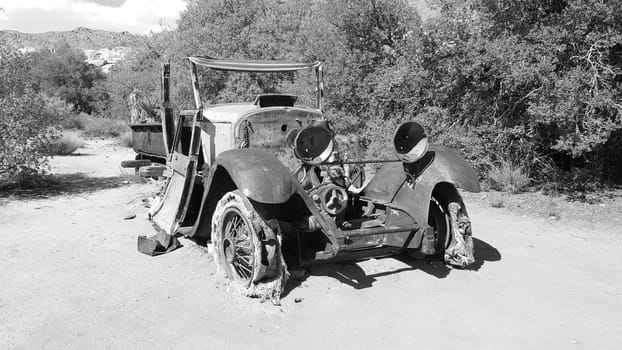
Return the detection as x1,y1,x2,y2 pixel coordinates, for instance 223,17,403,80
428,196,452,256
407,196,475,268
211,190,288,301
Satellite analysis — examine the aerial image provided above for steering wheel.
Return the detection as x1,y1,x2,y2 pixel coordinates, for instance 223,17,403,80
321,185,348,215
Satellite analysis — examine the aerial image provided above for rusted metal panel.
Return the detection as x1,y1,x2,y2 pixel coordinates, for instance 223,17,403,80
423,144,480,192
170,153,189,177
362,145,479,249
176,117,203,223
235,109,321,148
214,149,298,204
362,162,406,203
150,173,186,234
200,124,215,165
130,123,167,159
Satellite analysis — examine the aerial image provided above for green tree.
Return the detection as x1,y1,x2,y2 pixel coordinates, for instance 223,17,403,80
31,42,107,114
0,44,57,180
103,44,163,122
363,0,622,184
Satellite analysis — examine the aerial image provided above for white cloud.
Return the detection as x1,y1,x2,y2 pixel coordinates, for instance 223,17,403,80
0,0,187,34
1,0,71,12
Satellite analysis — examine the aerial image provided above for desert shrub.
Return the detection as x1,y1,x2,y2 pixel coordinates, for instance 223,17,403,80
0,46,59,181
30,42,108,114
40,95,85,130
488,160,531,193
0,93,59,180
80,115,129,138
488,193,505,208
48,132,85,155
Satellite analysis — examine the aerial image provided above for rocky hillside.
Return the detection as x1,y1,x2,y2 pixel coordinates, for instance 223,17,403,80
0,27,143,51
83,47,134,73
0,27,144,72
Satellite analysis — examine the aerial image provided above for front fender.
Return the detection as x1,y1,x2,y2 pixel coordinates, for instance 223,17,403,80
364,145,480,247
214,148,298,204
191,148,339,252
414,144,480,194
399,144,480,222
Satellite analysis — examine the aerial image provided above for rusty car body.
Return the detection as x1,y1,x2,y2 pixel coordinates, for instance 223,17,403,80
132,56,480,299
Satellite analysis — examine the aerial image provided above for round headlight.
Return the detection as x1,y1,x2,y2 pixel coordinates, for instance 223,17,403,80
393,121,429,163
294,126,334,165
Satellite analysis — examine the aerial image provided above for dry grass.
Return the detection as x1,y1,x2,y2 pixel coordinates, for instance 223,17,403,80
545,200,561,220
488,160,531,193
48,132,85,155
488,193,505,208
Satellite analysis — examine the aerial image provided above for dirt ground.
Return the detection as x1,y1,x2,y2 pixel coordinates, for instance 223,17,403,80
1,139,621,349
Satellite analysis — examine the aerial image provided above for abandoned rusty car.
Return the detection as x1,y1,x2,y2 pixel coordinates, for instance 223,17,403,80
124,56,481,300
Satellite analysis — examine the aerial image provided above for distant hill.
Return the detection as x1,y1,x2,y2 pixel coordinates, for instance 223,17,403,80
0,27,144,51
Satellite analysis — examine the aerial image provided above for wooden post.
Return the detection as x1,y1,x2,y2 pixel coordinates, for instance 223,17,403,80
161,61,175,155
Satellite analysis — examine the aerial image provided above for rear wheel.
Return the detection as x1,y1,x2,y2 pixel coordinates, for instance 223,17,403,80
211,191,287,300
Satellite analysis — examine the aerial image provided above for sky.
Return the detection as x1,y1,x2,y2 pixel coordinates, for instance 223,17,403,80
0,0,187,34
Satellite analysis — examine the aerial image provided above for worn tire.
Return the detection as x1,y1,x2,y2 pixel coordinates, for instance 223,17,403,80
211,190,287,299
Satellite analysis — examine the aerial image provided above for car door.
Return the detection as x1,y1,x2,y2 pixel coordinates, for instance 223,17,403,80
150,110,202,234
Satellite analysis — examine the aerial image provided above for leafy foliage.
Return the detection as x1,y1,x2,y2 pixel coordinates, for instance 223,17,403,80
102,41,163,122
0,93,58,178
30,42,108,114
79,115,129,138
0,44,59,180
488,160,531,193
359,0,622,185
146,0,620,186
7,0,618,188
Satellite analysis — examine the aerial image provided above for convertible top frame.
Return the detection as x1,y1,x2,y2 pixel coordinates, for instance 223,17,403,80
187,56,325,112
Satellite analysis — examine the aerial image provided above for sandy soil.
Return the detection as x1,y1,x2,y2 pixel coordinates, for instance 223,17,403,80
1,139,621,349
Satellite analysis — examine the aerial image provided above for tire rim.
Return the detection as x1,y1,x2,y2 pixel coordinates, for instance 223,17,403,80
430,196,451,252
221,209,254,282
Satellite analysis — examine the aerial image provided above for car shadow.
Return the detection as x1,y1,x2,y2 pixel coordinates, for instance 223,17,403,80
467,237,502,271
282,237,501,297
0,173,145,201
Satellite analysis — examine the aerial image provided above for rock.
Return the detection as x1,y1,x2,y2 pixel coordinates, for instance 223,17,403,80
294,298,304,303
123,213,136,220
90,59,107,67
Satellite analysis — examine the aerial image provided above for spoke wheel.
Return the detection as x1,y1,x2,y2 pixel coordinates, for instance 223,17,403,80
221,208,255,283
211,190,288,299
